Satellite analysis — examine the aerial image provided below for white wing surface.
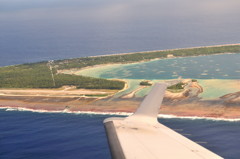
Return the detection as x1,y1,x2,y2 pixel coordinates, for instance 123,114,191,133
104,83,223,159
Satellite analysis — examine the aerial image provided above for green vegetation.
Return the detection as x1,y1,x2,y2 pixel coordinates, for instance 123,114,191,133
0,63,124,89
167,82,185,90
192,79,197,82
139,81,152,86
0,44,239,89
55,45,240,70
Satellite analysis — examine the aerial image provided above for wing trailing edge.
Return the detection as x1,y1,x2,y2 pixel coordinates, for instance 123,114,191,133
104,83,223,159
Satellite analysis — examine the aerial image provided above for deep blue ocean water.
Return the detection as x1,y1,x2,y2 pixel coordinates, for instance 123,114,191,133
1,110,240,159
0,0,240,66
1,0,240,158
0,110,111,159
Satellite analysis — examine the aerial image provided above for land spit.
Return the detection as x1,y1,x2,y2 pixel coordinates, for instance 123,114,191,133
0,90,239,119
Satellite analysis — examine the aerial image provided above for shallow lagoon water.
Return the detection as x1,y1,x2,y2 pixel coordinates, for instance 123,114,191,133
198,79,240,99
1,0,240,158
83,54,240,80
77,54,240,99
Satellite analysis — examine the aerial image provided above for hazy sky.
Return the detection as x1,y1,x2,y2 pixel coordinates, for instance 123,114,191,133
0,0,240,65
1,0,240,20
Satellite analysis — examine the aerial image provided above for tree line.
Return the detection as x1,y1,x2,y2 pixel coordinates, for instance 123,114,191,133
0,44,239,89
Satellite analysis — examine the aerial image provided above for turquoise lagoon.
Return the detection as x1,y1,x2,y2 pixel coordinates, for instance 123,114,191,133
78,54,240,80
77,54,240,98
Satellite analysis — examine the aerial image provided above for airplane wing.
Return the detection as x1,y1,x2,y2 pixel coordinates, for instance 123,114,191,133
103,83,223,159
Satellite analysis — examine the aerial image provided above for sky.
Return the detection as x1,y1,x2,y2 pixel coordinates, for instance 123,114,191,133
0,0,240,65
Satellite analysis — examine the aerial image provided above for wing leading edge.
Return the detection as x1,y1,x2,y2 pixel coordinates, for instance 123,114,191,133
104,83,223,159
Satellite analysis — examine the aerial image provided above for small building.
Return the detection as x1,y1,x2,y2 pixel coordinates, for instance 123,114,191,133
167,54,174,58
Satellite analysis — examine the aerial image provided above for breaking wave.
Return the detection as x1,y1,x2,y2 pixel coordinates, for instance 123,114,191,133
1,106,240,122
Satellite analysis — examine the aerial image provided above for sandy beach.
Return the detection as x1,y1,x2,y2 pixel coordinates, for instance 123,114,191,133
1,48,239,120
1,90,240,120
87,43,240,59
0,77,239,120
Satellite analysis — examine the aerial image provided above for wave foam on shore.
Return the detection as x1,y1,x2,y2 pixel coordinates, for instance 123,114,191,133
0,106,132,116
1,106,240,122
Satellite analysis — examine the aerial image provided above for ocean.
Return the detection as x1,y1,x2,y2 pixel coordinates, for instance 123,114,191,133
1,110,240,159
0,0,240,66
1,0,240,158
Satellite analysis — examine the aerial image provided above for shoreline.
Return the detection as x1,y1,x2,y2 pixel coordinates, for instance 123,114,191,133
1,44,239,122
88,43,240,58
63,52,239,79
1,105,240,122
1,43,240,69
0,79,239,120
